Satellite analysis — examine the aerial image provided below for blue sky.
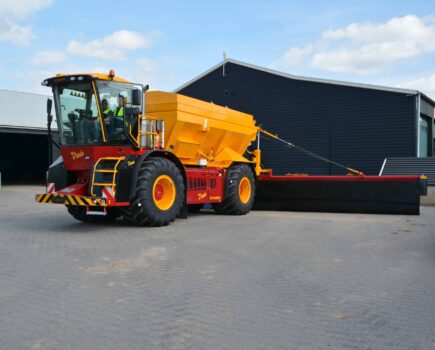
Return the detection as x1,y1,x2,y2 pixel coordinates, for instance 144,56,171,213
1,0,435,98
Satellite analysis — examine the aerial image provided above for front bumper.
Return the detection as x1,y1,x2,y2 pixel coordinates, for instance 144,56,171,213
35,193,107,206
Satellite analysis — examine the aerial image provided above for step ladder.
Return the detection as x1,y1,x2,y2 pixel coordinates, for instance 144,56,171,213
90,157,125,198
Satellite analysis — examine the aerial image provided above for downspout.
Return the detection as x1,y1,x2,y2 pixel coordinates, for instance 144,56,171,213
416,93,421,157
379,158,387,175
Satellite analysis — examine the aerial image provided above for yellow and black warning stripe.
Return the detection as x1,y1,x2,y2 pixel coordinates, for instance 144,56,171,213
35,193,106,206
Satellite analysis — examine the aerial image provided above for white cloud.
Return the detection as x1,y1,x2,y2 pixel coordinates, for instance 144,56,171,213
9,63,115,95
322,15,435,46
66,30,157,60
279,15,435,75
0,0,52,18
311,41,418,74
118,58,159,87
0,20,32,45
31,50,67,65
0,0,52,45
282,45,312,65
135,58,157,73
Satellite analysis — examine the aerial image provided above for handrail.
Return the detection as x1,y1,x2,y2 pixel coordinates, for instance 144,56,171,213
90,157,125,196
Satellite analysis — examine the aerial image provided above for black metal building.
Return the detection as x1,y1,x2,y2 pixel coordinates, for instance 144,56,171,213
176,59,435,175
0,89,58,184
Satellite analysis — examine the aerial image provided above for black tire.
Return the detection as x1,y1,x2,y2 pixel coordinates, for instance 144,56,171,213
188,204,203,213
67,206,120,223
121,157,185,226
213,163,255,215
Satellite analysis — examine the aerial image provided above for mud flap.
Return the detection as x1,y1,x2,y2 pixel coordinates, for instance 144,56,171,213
253,176,427,215
177,198,188,219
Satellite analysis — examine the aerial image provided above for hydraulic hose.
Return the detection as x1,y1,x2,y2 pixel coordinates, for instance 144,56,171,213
258,128,364,176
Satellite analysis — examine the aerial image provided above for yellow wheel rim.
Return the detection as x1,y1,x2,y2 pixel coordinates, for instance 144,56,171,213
239,176,251,204
152,175,176,210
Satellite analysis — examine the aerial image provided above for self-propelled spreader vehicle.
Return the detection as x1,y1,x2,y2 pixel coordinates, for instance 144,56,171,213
36,71,427,226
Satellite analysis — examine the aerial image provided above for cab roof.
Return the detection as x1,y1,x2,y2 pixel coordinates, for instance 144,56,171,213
42,72,131,87
54,72,130,83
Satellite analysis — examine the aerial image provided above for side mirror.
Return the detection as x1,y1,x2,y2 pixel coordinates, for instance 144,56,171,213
132,89,142,106
47,98,53,123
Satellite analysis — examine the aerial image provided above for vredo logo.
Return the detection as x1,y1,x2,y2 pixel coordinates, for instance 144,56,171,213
197,192,207,200
70,151,84,160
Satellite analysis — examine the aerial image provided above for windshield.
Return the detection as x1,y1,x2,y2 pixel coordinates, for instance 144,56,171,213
53,80,143,146
96,81,143,144
54,82,103,145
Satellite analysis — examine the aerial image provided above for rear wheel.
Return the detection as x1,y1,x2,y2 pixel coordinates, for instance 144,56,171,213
122,157,184,226
213,163,255,215
67,206,120,223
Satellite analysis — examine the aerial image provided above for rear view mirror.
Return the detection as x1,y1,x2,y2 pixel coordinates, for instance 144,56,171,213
47,98,54,164
132,89,142,106
47,98,52,115
47,99,53,123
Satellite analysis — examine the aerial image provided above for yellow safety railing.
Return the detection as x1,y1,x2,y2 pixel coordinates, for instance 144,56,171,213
127,114,163,150
90,157,125,196
139,115,164,149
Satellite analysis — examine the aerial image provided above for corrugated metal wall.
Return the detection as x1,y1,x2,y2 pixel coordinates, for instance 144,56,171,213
179,62,417,175
381,157,435,185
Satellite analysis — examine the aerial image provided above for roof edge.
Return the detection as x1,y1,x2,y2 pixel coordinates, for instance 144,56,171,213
173,61,224,93
173,58,435,105
418,92,435,106
0,88,51,98
0,125,57,131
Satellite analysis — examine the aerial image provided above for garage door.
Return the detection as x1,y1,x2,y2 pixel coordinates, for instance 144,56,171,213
0,132,49,184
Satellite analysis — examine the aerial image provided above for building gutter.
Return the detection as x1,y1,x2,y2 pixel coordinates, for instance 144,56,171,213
0,126,58,135
416,94,421,157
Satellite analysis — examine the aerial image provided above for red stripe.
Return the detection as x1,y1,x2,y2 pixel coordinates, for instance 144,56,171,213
47,183,55,194
102,187,115,202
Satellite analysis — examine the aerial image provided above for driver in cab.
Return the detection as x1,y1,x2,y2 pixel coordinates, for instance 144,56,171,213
104,95,126,134
114,95,126,118
101,98,113,119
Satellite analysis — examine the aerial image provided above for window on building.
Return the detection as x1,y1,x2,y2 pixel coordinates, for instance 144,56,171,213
419,116,430,157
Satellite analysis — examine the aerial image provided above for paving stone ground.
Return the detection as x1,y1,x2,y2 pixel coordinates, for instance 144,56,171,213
0,185,434,350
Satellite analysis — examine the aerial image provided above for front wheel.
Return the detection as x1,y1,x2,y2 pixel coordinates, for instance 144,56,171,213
213,163,255,215
122,157,185,226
